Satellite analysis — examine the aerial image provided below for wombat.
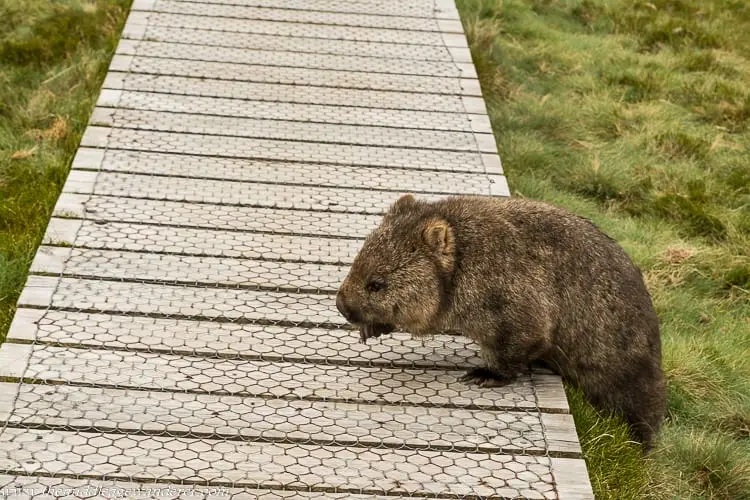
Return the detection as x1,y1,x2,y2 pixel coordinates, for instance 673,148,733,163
335,194,666,449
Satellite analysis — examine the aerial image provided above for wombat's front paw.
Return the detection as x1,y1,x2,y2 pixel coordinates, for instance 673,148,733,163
459,368,512,388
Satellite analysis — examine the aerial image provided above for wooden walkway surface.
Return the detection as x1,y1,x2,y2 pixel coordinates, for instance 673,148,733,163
0,0,594,498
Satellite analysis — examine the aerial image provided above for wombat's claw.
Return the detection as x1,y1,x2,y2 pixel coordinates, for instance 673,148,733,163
358,323,394,344
459,368,510,388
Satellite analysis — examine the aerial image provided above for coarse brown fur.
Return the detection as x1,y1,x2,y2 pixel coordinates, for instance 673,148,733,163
336,194,667,450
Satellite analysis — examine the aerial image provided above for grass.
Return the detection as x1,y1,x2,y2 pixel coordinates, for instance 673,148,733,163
0,0,131,340
454,0,750,498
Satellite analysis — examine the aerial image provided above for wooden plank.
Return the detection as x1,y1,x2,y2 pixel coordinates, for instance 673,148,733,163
78,126,500,173
114,39,479,79
551,458,595,499
88,107,495,153
0,428,558,498
533,372,571,414
60,170,444,216
16,276,57,309
0,344,540,411
4,308,43,342
41,218,82,247
129,0,463,33
0,382,565,455
50,194,383,239
93,90,493,132
129,0,461,21
100,73,485,114
541,413,582,456
41,219,364,264
28,246,348,293
107,54,485,96
29,246,71,276
119,25,472,62
122,11,455,46
0,383,19,422
5,309,484,370
15,276,347,325
0,475,396,499
69,148,498,194
0,344,31,379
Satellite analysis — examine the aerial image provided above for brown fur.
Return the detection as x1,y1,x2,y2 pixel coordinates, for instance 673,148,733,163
336,194,667,450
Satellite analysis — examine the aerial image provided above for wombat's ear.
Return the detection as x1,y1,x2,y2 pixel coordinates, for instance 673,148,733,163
422,218,455,269
390,194,417,214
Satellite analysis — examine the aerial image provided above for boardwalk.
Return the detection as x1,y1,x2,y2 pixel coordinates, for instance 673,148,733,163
0,0,594,498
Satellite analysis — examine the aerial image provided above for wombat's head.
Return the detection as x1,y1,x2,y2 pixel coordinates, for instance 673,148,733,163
336,194,455,342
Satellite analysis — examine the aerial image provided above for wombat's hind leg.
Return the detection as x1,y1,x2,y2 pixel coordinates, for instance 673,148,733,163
622,384,665,453
459,367,513,388
629,419,657,454
584,361,666,453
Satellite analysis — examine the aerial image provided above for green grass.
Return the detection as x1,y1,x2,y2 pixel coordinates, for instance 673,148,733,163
0,0,131,341
454,0,750,498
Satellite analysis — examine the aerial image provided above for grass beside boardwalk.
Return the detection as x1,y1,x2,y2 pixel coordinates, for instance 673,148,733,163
0,0,131,341
455,0,750,498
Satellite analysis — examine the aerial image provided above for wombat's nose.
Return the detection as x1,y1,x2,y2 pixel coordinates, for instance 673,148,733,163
336,293,360,323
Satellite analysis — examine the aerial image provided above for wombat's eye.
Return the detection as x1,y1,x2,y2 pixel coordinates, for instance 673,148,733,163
366,279,387,293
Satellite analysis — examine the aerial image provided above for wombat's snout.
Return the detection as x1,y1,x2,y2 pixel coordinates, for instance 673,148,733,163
336,292,361,324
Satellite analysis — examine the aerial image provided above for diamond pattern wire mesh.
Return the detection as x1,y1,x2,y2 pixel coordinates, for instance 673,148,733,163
109,56,480,95
72,149,495,194
55,194,382,237
133,0,458,19
80,128,496,172
125,11,450,45
122,26,462,61
67,170,448,214
132,0,444,31
101,73,480,112
0,0,593,497
96,92,486,131
118,40,473,77
88,109,488,151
